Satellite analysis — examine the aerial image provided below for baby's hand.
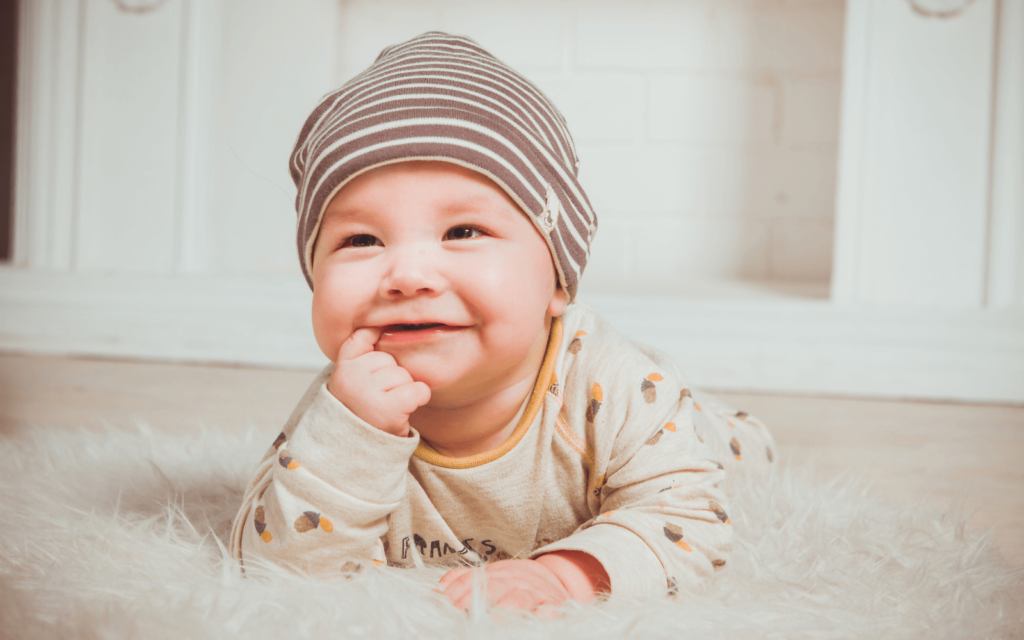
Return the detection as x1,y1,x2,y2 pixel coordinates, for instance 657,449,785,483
438,559,570,616
327,327,431,437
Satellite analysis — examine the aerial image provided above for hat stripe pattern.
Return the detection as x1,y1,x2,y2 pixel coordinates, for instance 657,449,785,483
289,31,597,300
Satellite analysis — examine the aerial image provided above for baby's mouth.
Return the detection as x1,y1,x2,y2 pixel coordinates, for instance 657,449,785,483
378,322,464,344
384,323,445,332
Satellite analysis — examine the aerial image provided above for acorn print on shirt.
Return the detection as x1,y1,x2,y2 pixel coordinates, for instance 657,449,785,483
663,523,692,552
646,422,675,446
272,431,286,450
294,510,334,533
680,387,700,410
568,330,587,354
279,449,300,470
708,500,730,524
254,505,272,543
729,438,742,460
641,373,663,403
341,561,363,574
586,382,603,422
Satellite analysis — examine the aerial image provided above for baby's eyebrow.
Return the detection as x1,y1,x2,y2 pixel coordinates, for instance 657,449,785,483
321,206,373,226
439,197,519,218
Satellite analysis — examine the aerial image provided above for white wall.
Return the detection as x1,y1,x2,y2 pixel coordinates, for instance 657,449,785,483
3,0,1023,403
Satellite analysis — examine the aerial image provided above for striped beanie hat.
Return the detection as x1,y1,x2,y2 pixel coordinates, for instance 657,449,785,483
289,31,597,301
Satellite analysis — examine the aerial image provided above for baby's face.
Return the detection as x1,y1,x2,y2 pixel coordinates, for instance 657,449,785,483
311,161,567,406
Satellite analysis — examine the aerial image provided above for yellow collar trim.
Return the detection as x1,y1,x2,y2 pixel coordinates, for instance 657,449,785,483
412,316,563,470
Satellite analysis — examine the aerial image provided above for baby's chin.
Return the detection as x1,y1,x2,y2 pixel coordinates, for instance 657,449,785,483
394,357,463,391
390,353,487,399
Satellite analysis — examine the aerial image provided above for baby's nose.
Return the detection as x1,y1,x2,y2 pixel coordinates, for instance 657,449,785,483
380,248,444,298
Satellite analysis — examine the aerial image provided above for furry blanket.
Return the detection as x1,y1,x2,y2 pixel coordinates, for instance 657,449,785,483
0,425,1021,640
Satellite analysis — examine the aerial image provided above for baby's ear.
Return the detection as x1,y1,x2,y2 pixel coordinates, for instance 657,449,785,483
547,286,569,317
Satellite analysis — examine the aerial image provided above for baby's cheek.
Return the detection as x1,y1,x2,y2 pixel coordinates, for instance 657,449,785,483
311,299,350,361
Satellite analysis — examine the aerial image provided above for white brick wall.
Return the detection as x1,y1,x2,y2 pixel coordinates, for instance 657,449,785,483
336,0,846,287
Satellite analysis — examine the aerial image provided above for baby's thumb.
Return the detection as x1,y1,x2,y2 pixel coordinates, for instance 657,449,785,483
338,327,383,362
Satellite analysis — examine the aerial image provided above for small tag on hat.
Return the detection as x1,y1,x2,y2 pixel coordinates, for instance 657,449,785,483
539,186,560,233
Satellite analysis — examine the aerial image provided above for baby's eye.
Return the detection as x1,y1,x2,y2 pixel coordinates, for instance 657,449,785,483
444,225,484,241
341,234,383,249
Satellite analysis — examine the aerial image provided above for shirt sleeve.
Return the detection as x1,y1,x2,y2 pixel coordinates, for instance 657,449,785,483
689,387,777,470
230,368,420,576
531,330,732,597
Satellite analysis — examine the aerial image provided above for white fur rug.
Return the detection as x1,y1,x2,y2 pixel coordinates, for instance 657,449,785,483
1,424,1021,640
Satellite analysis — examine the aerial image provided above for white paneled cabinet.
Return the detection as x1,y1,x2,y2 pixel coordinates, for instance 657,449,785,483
13,0,81,270
77,0,184,272
833,0,1000,308
988,0,1024,309
13,0,336,276
2,0,1022,403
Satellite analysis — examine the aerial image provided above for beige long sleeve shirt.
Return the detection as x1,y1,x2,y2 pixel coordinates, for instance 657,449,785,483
231,302,773,596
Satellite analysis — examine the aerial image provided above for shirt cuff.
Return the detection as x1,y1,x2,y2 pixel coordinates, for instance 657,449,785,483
285,383,420,504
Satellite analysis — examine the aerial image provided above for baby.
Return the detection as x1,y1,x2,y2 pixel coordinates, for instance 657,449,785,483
231,31,775,613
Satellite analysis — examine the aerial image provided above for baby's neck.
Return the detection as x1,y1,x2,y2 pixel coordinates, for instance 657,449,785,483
410,371,538,458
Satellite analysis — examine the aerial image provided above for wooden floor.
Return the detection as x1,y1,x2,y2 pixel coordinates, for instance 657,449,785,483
2,352,1022,566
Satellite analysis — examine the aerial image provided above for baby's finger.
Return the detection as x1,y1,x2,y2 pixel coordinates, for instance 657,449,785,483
338,327,383,362
446,570,490,610
450,589,472,611
438,567,471,590
534,605,563,620
452,585,486,612
351,351,398,374
387,381,432,413
444,581,474,610
370,365,415,392
495,588,543,612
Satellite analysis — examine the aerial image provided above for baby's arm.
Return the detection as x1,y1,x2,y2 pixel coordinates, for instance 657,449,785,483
230,329,429,575
529,347,733,597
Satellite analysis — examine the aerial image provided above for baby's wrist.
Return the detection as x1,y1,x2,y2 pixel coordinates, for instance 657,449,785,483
534,551,610,602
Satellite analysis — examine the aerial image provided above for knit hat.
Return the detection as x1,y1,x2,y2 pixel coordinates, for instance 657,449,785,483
289,31,597,301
